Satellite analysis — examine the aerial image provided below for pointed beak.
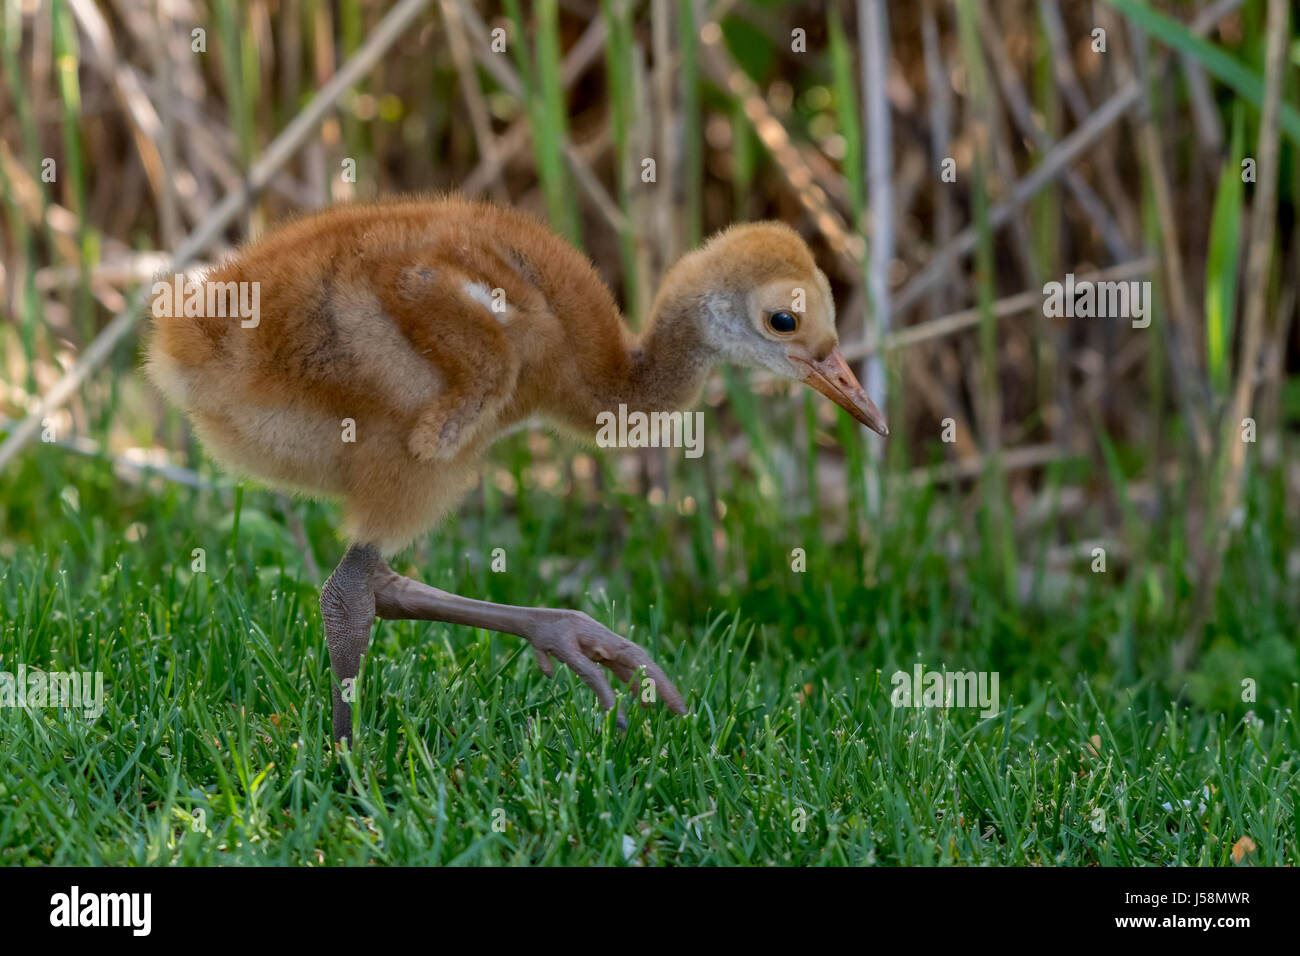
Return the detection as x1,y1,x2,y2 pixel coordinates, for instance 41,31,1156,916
793,350,889,436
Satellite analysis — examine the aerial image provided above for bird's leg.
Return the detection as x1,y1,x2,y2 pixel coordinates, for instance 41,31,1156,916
320,543,380,744
371,562,687,718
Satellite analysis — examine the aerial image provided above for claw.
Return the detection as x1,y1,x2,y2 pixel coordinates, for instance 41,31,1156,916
527,609,686,718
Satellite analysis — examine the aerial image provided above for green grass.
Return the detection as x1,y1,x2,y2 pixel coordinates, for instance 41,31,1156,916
1,425,1295,866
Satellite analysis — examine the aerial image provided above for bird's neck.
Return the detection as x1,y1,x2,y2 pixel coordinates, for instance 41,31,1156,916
619,280,721,413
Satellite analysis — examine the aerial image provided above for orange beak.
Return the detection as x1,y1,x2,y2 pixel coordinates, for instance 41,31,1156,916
792,350,889,436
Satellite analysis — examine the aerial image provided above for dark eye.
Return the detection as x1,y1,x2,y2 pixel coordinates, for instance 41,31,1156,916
768,310,797,334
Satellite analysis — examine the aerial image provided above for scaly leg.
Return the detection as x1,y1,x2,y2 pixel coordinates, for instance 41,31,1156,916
320,543,379,744
371,561,686,719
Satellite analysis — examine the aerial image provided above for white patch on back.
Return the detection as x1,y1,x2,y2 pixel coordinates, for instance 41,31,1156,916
463,280,511,324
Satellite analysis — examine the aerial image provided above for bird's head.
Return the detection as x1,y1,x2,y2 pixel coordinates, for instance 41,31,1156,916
665,221,888,436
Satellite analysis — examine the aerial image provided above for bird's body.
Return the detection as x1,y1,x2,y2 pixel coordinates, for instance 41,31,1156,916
147,196,887,743
150,198,635,551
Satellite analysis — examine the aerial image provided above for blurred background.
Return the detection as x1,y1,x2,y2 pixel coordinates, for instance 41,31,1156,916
0,0,1297,717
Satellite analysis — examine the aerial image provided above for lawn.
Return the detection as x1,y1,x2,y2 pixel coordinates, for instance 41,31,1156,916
1,422,1294,866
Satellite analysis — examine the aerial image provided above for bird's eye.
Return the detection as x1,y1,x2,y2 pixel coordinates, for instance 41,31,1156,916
768,310,798,334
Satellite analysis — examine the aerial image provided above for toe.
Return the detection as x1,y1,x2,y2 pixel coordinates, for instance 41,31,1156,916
555,647,618,712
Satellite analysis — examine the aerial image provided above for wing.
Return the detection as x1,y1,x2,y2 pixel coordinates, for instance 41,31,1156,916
371,251,524,462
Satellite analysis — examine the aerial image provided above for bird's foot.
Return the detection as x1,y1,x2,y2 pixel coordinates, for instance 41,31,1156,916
525,609,687,722
369,565,688,724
